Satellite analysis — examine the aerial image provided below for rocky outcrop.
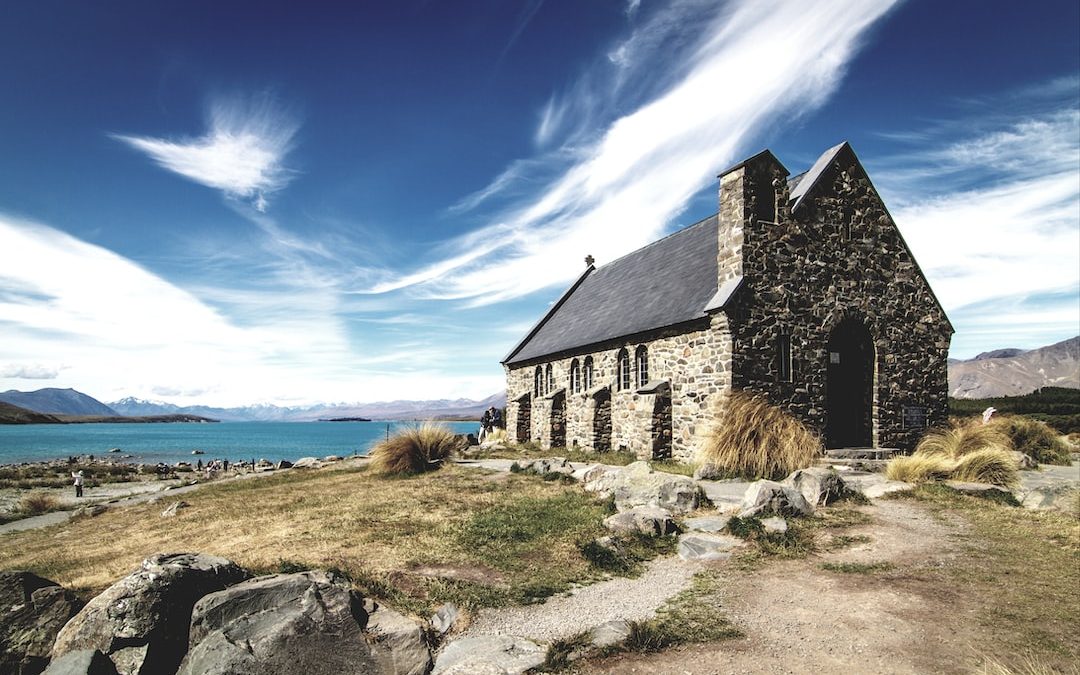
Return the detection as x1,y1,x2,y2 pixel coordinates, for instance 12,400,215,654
782,467,847,506
432,635,545,675
52,553,251,675
179,571,430,675
584,461,700,514
42,649,119,675
602,506,677,537
738,480,814,518
1,571,83,675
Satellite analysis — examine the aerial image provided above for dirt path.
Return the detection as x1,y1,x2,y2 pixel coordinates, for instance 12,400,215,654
582,500,993,675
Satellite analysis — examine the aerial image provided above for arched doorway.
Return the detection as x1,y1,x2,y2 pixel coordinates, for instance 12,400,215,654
825,318,875,448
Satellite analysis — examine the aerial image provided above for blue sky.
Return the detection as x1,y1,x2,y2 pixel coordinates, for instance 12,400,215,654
1,0,1077,406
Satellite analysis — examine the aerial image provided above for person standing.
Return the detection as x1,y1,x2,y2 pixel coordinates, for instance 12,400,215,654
72,470,84,498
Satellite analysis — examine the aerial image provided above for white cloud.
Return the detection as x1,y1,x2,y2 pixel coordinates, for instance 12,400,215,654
0,214,501,405
366,0,900,305
0,363,63,379
113,93,298,211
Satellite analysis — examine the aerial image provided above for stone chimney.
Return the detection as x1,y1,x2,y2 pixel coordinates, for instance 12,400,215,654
716,150,789,287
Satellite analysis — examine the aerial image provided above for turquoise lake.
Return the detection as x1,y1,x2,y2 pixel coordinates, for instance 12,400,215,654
0,421,479,465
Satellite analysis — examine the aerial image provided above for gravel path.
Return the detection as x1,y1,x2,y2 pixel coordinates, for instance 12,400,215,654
462,555,698,643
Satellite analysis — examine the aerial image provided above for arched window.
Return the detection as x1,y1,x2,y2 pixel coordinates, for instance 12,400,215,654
534,366,543,397
545,364,553,394
569,359,581,394
635,345,649,387
617,348,630,391
583,356,594,391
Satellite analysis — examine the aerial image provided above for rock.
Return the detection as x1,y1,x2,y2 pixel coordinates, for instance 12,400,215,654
42,650,119,675
847,474,913,499
108,448,121,454
432,635,546,675
52,553,251,675
322,455,342,462
255,460,274,471
1,571,84,675
73,505,108,519
1020,484,1079,514
782,467,848,506
678,533,744,561
588,620,631,649
760,516,788,534
160,501,189,518
586,461,700,514
683,515,732,533
366,602,432,675
292,457,321,469
180,571,383,675
602,506,677,537
738,480,814,518
693,463,728,480
517,457,574,476
430,603,458,637
1009,451,1037,470
275,460,293,470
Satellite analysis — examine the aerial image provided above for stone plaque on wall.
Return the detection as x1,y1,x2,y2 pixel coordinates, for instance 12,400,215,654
903,405,928,430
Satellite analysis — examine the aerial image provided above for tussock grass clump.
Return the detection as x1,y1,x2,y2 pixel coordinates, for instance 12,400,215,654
17,492,60,515
914,419,1011,458
368,423,463,476
887,418,1020,487
952,448,1021,488
885,454,957,483
698,391,822,480
992,415,1071,465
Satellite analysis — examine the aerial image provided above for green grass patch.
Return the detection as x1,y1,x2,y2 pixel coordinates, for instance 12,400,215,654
537,631,592,672
824,534,872,551
820,561,894,574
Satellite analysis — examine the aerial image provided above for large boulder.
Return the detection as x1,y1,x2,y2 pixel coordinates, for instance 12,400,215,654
782,467,848,506
52,553,251,675
677,533,744,561
432,635,546,675
738,480,814,518
584,461,700,514
179,570,430,675
602,506,677,537
1020,484,1079,515
1,571,84,675
42,650,119,675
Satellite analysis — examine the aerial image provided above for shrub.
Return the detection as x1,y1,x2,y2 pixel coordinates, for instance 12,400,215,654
991,415,1071,465
17,492,60,515
885,454,956,483
367,423,463,475
914,419,1010,459
952,448,1021,488
698,391,822,480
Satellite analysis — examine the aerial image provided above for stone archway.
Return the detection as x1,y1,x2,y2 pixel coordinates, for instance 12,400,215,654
825,318,876,448
592,389,611,452
549,390,566,448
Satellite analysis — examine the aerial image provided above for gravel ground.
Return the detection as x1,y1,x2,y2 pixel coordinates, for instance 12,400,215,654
461,554,699,643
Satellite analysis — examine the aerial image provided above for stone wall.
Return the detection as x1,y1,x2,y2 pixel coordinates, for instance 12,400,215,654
726,148,952,451
505,316,733,462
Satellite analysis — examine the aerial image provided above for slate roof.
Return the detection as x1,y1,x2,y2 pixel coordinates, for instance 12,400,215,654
504,214,721,365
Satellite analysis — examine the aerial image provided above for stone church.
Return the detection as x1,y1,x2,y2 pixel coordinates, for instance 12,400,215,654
502,142,953,462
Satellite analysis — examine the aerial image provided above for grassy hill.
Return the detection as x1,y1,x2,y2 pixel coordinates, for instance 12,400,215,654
0,401,61,424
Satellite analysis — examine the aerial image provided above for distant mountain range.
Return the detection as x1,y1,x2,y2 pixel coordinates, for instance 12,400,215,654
0,388,118,416
0,387,508,423
948,336,1080,399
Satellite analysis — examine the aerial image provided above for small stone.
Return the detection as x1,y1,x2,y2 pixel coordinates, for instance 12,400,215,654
683,515,731,533
430,603,459,637
602,507,677,537
760,516,788,534
677,533,744,561
160,501,189,517
739,480,814,518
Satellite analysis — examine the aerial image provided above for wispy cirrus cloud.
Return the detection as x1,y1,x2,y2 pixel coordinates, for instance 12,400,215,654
113,93,298,211
878,84,1080,357
367,0,901,305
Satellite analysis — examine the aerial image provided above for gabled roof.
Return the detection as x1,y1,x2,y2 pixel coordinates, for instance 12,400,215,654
503,214,720,365
789,141,848,211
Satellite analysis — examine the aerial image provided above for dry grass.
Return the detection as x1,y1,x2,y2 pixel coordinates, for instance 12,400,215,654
991,415,1072,465
952,448,1021,488
17,492,61,515
885,454,957,483
698,391,822,480
914,419,1011,458
887,418,1020,487
0,463,629,614
368,423,463,476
